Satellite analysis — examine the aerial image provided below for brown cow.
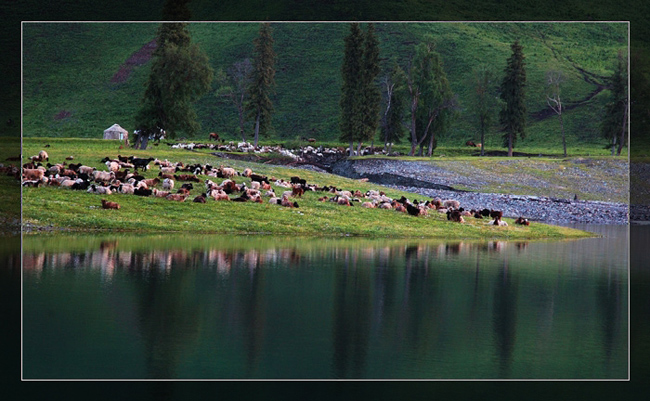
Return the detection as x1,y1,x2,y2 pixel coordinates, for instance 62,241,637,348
209,132,219,141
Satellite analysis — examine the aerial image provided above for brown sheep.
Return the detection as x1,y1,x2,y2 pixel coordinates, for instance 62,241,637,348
23,168,44,181
166,193,188,202
292,185,305,198
515,217,530,226
101,199,120,210
152,189,171,198
143,177,160,187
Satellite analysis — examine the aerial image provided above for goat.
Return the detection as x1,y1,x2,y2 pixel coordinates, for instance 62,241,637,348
193,194,207,203
131,157,155,172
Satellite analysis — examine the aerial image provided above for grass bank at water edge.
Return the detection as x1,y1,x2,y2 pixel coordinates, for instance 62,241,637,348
20,138,594,239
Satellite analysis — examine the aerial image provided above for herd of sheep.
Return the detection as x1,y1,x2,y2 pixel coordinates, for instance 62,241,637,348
20,149,531,227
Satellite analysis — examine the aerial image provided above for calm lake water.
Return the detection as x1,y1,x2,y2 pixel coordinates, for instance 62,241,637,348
22,225,628,379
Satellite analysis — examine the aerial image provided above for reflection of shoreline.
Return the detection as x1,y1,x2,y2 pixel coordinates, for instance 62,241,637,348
23,240,527,278
22,233,628,380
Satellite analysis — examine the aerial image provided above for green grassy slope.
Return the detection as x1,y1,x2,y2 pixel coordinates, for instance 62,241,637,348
22,22,627,152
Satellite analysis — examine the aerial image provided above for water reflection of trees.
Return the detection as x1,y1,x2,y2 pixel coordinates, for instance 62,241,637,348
21,235,629,379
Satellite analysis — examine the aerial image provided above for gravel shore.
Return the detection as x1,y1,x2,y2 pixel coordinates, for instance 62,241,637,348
328,158,629,225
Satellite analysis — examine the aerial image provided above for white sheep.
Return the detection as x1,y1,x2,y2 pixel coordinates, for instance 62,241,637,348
162,178,174,191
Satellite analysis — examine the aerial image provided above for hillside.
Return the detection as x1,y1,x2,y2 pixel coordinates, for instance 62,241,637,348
22,22,627,150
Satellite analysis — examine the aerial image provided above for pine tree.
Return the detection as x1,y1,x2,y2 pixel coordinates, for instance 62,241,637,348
601,50,628,156
499,40,527,157
358,23,381,154
134,0,212,148
246,23,276,148
340,23,364,157
472,64,498,156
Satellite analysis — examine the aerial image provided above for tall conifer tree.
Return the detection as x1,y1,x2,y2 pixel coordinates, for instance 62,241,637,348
340,23,364,156
601,50,628,156
134,0,212,147
499,40,527,157
359,23,381,153
246,23,276,148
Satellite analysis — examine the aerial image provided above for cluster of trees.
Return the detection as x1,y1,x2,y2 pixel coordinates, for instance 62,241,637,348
134,0,275,148
362,33,627,158
134,10,628,157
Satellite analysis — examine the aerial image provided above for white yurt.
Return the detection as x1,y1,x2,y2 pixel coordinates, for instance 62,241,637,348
103,124,129,140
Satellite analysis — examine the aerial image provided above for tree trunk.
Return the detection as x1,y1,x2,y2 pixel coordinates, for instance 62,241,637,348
253,112,260,147
409,97,418,156
356,141,363,156
140,136,149,150
427,131,435,157
558,113,566,157
508,133,513,157
238,104,247,142
617,102,628,156
349,140,354,157
481,117,485,156
410,115,417,156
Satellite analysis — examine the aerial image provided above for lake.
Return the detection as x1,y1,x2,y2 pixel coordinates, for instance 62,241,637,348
22,225,628,379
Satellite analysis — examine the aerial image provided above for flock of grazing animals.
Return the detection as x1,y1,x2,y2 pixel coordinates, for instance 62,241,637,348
20,149,532,228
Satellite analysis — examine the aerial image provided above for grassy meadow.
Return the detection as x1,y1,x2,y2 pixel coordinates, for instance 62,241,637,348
20,137,595,239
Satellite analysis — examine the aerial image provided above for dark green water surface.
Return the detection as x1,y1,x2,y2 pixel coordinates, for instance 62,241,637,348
22,225,628,379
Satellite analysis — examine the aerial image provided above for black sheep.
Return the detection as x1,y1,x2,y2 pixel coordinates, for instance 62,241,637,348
250,174,269,184
71,180,90,190
134,187,152,196
406,203,421,216
131,157,155,172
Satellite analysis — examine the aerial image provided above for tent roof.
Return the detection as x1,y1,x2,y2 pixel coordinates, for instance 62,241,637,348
104,123,128,134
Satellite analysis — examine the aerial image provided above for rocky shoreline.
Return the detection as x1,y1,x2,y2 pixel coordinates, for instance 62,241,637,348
326,158,628,225
207,145,629,225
